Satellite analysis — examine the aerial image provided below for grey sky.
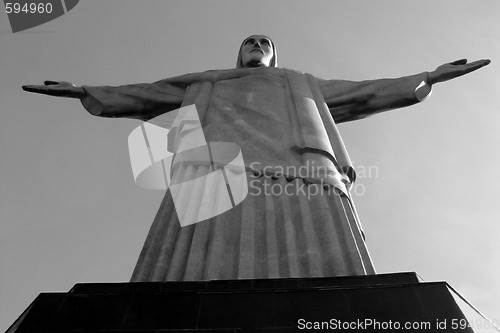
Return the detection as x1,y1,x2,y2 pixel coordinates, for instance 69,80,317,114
1,0,499,329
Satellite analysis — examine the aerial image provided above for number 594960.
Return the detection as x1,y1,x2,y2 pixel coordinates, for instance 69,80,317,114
5,2,53,14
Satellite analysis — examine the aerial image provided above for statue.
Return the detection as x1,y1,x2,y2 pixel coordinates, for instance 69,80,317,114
22,35,490,282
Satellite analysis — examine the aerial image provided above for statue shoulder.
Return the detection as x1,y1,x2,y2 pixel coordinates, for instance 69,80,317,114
158,67,317,86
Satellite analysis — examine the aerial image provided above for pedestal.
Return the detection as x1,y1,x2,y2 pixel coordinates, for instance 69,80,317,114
8,272,474,332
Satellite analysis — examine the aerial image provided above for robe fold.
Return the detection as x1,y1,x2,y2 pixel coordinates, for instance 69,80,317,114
81,67,429,281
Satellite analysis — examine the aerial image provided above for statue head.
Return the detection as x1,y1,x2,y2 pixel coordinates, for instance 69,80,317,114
236,35,277,68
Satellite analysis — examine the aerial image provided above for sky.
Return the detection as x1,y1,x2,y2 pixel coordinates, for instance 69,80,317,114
1,0,499,330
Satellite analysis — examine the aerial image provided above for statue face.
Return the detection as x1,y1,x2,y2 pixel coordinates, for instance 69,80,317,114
239,35,274,68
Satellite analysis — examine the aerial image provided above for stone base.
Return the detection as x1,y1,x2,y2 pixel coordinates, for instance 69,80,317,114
8,272,473,332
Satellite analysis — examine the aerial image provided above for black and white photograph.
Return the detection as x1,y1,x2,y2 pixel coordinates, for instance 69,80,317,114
1,1,499,331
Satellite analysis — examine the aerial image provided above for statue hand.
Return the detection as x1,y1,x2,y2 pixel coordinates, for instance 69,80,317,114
428,59,490,85
22,81,86,99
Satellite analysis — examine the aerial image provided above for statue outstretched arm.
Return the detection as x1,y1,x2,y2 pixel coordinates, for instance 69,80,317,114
320,59,490,123
23,79,186,121
319,72,431,123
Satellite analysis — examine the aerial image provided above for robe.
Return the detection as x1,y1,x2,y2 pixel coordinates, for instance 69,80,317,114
81,67,430,281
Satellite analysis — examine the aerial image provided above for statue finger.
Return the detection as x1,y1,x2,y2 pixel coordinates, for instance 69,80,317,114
449,59,467,66
473,59,491,67
463,59,491,73
22,85,63,96
22,85,47,93
44,80,60,86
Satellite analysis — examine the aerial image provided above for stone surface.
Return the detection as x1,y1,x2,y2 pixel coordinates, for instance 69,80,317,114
81,65,429,281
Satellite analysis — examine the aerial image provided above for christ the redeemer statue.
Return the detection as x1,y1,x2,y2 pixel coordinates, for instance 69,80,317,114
23,35,490,282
